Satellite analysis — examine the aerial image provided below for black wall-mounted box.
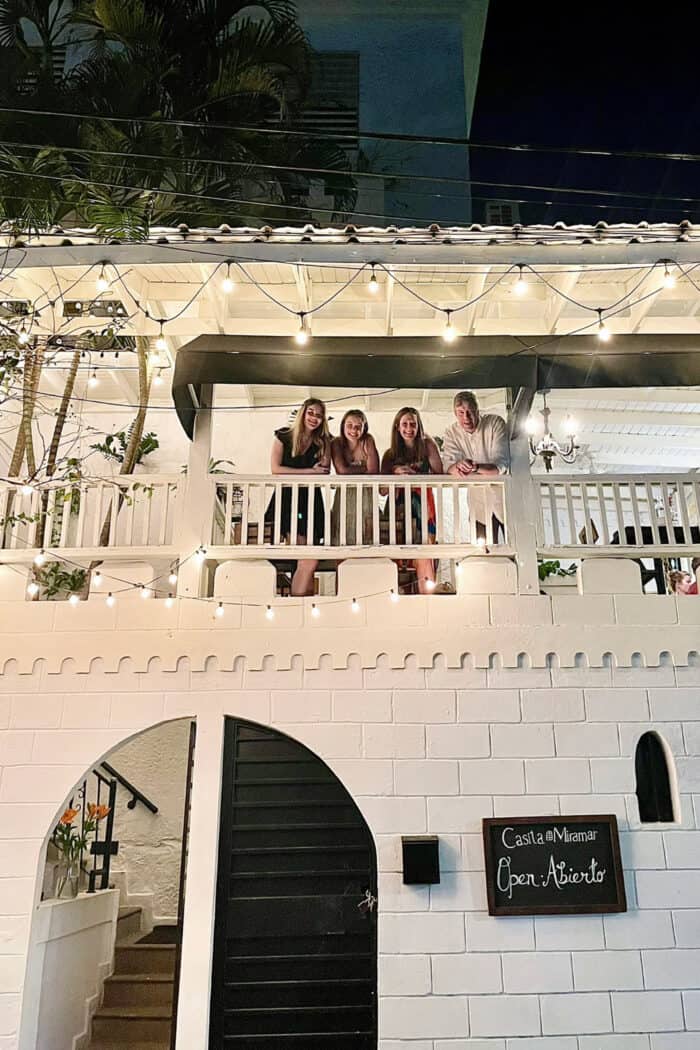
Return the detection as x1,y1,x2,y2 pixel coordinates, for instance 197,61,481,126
402,835,440,884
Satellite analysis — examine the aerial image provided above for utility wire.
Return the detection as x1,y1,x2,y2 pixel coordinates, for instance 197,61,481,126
1,106,699,162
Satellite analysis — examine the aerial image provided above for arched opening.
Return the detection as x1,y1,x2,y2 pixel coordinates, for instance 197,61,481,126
635,731,676,823
19,717,195,1050
209,718,378,1050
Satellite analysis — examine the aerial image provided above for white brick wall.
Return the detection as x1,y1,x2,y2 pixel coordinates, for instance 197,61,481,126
3,643,700,1049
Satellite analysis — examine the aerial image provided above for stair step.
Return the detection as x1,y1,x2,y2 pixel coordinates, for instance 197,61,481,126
116,905,143,942
113,944,176,976
102,973,174,1008
96,1007,172,1019
91,1006,171,1044
89,1044,168,1050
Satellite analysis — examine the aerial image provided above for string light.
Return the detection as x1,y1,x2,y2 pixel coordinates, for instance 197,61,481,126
93,570,102,586
195,546,207,563
265,604,274,620
596,308,611,342
390,588,399,602
106,592,115,607
140,585,151,599
33,549,46,567
96,264,110,293
155,322,167,354
514,265,527,295
424,577,436,591
442,309,457,344
88,369,99,387
294,313,309,346
168,570,178,585
68,593,80,606
165,593,175,608
27,581,39,596
215,601,225,617
153,368,163,386
17,322,29,345
368,265,379,294
663,262,676,289
476,536,486,548
222,262,235,294
351,597,360,613
311,602,320,618
20,483,33,496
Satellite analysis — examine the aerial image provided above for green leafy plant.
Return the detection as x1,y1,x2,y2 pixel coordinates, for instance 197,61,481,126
538,559,577,582
35,561,87,599
90,430,159,465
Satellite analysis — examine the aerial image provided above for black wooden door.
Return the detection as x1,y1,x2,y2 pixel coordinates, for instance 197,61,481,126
209,719,378,1050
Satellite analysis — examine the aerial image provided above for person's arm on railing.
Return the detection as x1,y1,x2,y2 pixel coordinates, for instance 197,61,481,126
270,436,329,475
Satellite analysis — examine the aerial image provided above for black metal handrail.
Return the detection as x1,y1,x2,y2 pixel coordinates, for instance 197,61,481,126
100,761,159,814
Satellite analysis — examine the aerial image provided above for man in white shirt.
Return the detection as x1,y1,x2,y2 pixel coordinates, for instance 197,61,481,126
443,391,509,540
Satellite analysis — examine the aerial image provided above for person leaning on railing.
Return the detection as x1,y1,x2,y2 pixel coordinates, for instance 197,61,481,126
265,397,331,596
330,409,380,545
442,390,509,543
380,406,443,595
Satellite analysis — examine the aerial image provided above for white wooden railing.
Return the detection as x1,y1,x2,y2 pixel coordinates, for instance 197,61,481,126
209,475,510,556
537,474,700,556
0,475,182,557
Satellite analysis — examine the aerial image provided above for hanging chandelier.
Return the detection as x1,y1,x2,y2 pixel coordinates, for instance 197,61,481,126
526,391,578,472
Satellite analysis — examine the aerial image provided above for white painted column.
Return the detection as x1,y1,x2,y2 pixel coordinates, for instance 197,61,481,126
177,384,214,598
175,706,225,1050
508,422,541,596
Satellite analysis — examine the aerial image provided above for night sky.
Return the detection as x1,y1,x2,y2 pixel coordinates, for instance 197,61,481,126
470,1,700,225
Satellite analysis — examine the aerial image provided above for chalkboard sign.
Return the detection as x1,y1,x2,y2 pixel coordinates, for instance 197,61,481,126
482,815,627,916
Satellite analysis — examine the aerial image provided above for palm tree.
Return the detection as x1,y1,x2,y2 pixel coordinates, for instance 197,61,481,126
0,0,357,234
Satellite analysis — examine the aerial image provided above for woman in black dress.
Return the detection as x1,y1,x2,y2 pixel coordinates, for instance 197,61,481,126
381,406,443,594
266,398,331,596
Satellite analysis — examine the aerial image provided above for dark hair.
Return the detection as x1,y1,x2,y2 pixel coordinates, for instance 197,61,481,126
387,406,428,467
692,558,700,573
453,390,479,411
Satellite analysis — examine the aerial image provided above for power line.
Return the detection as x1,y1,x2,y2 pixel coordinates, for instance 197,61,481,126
1,106,700,163
2,139,699,206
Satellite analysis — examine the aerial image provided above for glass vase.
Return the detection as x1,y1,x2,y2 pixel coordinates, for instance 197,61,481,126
53,859,80,899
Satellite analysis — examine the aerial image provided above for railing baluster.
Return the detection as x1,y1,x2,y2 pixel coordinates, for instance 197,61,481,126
548,483,561,546
339,483,347,547
240,482,249,546
42,488,57,549
452,484,461,544
388,480,396,545
372,482,380,546
629,482,643,545
404,481,412,544
564,482,576,546
678,481,692,543
645,481,661,545
420,483,428,544
660,481,677,545
435,484,445,545
486,485,495,545
596,482,610,545
273,482,282,545
323,481,332,548
612,482,625,547
258,482,267,546
289,484,299,545
124,483,136,546
580,482,595,545
223,483,233,546
307,482,316,546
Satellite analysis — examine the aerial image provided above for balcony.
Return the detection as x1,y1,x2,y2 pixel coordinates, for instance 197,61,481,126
1,470,699,599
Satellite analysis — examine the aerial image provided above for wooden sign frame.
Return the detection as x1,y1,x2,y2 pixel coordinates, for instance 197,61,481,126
482,814,627,916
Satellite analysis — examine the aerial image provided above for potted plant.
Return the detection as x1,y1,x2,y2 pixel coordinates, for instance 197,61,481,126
51,803,110,898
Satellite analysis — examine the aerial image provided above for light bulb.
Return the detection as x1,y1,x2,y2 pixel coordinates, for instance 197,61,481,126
368,267,379,294
222,263,235,294
195,547,207,564
351,598,360,613
424,577,436,591
18,325,29,345
168,571,178,586
155,324,167,353
165,593,174,608
27,581,39,596
154,369,163,386
265,605,274,620
96,266,109,293
524,417,538,435
514,266,527,295
597,318,611,342
390,588,399,603
215,601,225,618
68,593,80,606
294,316,309,346
106,592,115,607
442,312,457,344
476,536,486,548
563,416,577,436
89,369,98,387
311,603,320,618
33,550,46,567
21,483,33,496
140,585,151,599
663,264,676,289
93,570,102,586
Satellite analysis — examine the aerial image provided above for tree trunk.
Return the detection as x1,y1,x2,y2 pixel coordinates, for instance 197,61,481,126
34,350,81,548
96,338,152,550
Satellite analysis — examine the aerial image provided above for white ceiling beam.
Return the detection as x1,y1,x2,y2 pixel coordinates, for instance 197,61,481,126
385,270,394,337
462,267,490,336
627,268,666,332
544,271,581,333
547,388,700,406
293,264,312,336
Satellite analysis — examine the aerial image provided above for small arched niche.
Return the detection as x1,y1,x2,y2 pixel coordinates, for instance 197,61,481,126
635,731,678,823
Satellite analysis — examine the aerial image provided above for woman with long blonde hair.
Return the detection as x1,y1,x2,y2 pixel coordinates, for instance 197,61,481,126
265,398,332,596
330,409,379,545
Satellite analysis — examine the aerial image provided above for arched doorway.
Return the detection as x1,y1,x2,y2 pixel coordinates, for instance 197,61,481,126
209,718,378,1049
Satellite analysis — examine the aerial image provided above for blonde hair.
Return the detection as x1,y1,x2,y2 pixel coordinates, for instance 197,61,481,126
290,398,331,458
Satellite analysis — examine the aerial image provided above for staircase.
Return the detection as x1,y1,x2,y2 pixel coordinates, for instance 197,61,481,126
88,907,177,1050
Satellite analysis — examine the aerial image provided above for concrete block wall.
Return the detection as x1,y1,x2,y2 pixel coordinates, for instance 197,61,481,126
1,647,700,1050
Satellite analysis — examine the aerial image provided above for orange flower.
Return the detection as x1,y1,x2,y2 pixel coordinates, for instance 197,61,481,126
87,803,110,821
59,807,80,826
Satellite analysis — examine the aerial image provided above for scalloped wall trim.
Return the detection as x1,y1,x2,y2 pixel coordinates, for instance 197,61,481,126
0,625,697,674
